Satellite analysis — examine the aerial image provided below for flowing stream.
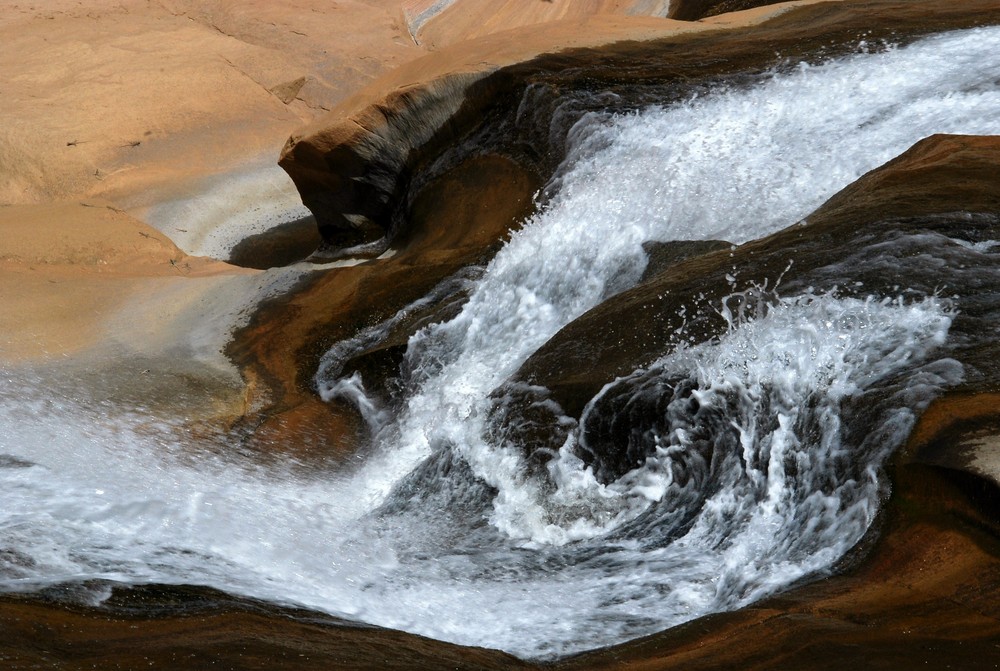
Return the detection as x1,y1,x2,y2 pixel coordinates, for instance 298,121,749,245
3,26,1000,660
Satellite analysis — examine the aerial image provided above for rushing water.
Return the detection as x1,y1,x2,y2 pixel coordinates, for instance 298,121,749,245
3,26,1000,659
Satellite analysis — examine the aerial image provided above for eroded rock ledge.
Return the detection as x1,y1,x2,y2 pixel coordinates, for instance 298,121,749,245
240,0,1000,460
512,134,1000,417
277,0,999,258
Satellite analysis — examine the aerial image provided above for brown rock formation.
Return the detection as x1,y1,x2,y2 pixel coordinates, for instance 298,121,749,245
278,0,998,257
0,587,529,671
5,1,1000,669
506,133,1000,668
514,134,1000,417
670,0,788,21
276,14,705,253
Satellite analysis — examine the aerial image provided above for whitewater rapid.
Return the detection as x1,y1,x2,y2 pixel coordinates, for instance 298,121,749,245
3,25,1000,659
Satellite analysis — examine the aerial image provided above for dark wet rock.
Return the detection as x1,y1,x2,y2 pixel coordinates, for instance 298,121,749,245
669,0,785,21
0,585,529,671
907,392,1000,491
579,372,740,484
321,268,476,410
564,503,1000,671
486,382,578,473
512,134,1000,419
377,448,498,530
640,239,731,283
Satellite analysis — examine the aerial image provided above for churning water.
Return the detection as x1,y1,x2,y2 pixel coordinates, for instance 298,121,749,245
3,26,1000,659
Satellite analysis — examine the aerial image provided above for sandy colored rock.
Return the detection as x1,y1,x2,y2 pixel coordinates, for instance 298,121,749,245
0,201,242,361
1,0,1000,668
406,0,674,49
0,0,423,210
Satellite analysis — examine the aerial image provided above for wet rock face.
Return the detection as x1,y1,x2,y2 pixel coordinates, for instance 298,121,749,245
512,134,1000,419
557,400,1000,671
0,586,530,671
669,0,786,21
279,73,527,258
279,0,1000,259
640,240,732,283
220,3,1000,668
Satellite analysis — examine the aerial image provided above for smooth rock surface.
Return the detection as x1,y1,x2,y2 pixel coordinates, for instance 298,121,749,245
4,0,1000,668
278,0,995,254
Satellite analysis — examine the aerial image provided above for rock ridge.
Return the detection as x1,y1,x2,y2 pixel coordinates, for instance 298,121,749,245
278,0,1000,260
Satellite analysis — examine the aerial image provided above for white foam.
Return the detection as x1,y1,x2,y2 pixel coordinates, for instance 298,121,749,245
3,25,1000,661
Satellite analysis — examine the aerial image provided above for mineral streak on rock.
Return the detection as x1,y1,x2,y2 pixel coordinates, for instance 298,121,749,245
670,0,789,21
